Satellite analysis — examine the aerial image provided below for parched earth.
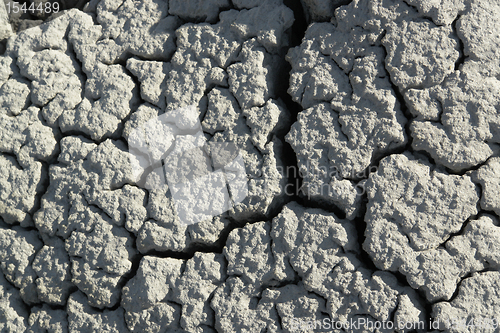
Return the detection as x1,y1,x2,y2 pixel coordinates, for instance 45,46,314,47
0,0,499,332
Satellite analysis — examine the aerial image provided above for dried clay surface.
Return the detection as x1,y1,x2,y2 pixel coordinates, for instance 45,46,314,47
0,0,499,332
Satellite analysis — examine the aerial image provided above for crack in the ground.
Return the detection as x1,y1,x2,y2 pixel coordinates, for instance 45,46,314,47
28,160,51,221
452,15,468,71
443,153,500,176
444,267,498,305
283,0,307,47
66,36,88,101
101,4,440,328
401,0,441,26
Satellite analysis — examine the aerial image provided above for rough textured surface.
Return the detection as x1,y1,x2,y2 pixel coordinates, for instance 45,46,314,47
1,0,499,331
0,270,28,332
211,203,426,332
473,157,500,216
364,153,482,301
383,21,458,90
0,1,13,41
65,213,137,308
0,227,42,304
68,291,128,333
285,2,413,217
433,271,500,332
32,239,73,305
27,305,68,333
406,0,500,172
120,256,183,332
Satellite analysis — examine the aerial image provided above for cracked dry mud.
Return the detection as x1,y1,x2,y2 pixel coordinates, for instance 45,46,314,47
0,0,499,332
